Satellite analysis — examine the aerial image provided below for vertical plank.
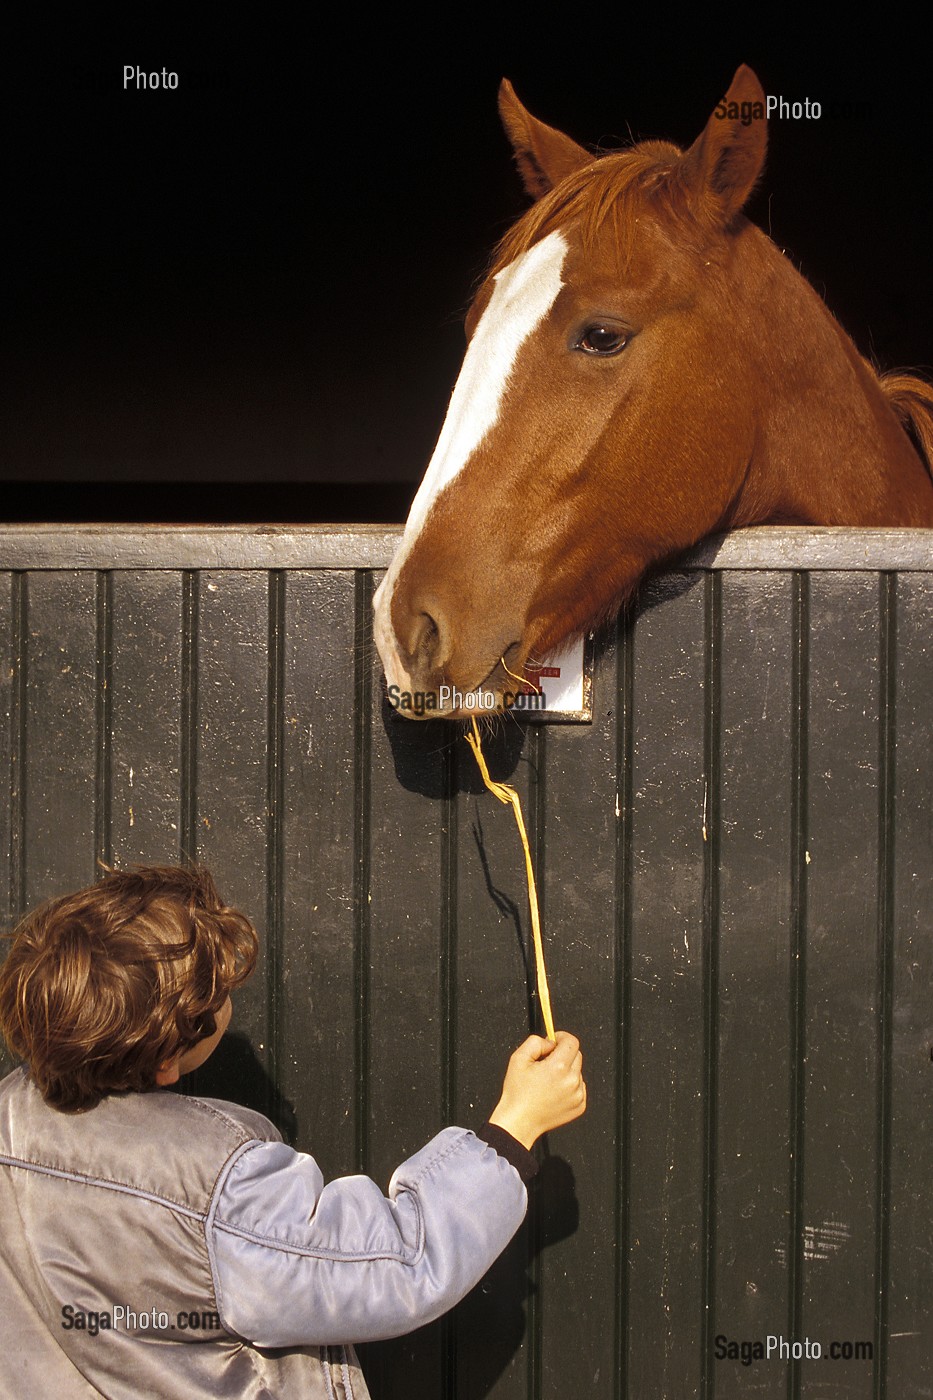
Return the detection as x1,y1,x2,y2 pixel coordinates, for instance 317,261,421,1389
0,574,16,1076
625,571,708,1396
184,570,275,1112
537,636,621,1397
359,571,450,1400
366,620,448,1182
278,570,360,1168
108,572,185,866
23,572,100,904
886,572,933,1393
798,573,881,1394
0,575,15,926
713,572,795,1396
453,719,539,1400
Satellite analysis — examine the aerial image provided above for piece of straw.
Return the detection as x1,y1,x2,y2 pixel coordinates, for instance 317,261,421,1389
465,716,556,1040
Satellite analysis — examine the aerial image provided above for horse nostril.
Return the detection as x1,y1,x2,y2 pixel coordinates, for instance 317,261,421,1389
407,608,450,673
416,612,438,656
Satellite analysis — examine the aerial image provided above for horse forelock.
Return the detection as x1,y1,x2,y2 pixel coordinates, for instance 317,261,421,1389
489,140,703,280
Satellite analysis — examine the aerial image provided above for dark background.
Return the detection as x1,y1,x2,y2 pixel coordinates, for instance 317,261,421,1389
4,13,932,522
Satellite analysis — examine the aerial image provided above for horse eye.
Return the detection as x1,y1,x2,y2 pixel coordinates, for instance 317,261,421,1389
578,325,628,356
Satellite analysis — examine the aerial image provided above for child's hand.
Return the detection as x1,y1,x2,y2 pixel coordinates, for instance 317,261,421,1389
487,1031,586,1149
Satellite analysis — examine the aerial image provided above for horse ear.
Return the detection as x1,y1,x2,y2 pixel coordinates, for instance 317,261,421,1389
499,79,591,200
680,65,767,225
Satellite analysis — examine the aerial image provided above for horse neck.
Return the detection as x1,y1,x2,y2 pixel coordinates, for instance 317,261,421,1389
729,226,933,528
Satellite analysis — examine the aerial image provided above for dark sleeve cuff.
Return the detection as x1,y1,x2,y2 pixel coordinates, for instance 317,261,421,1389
476,1121,538,1182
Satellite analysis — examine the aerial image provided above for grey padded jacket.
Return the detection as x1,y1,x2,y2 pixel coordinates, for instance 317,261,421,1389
0,1068,528,1399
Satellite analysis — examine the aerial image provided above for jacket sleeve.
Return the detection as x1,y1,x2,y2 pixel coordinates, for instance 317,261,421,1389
206,1126,528,1347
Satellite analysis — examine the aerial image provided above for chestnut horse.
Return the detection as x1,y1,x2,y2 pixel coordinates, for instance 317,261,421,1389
374,66,933,717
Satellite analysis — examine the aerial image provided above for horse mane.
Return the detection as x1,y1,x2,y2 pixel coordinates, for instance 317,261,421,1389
879,371,933,480
490,140,700,277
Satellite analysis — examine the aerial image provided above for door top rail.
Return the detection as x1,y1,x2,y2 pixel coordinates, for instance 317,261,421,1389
0,524,929,572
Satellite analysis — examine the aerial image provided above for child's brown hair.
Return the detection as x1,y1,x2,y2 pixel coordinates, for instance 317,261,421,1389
0,864,258,1111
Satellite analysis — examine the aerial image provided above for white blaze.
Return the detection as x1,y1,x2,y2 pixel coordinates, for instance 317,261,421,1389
374,229,568,682
401,228,568,544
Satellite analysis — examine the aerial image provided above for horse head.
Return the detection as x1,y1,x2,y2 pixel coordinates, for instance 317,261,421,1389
374,66,933,718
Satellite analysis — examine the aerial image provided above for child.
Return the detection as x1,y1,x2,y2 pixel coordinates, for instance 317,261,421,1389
0,864,586,1399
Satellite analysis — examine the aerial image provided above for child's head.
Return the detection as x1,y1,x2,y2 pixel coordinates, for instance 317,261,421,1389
0,864,258,1112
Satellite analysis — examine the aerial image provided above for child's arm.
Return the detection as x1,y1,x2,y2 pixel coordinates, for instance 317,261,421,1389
207,1031,585,1349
